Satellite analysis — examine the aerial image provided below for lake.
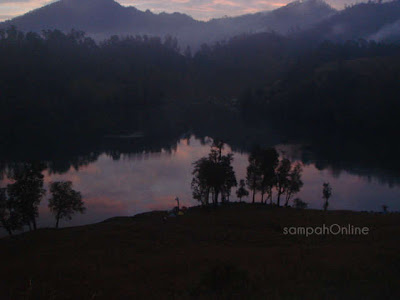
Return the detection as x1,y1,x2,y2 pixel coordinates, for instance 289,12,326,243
1,135,399,235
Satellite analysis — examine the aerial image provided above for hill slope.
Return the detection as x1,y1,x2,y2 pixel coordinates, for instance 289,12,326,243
298,0,400,43
1,204,399,298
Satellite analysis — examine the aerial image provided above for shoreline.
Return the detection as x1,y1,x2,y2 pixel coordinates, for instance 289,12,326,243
1,202,397,240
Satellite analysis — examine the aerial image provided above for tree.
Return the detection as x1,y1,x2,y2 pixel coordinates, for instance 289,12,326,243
163,35,179,52
191,164,211,206
184,45,192,59
257,148,279,204
7,162,46,231
192,142,237,206
276,158,291,207
236,179,249,202
246,164,260,204
322,182,332,211
246,148,262,204
0,188,23,236
49,181,85,228
284,163,303,207
221,169,237,203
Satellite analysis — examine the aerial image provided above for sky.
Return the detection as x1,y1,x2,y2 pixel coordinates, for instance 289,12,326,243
0,0,359,22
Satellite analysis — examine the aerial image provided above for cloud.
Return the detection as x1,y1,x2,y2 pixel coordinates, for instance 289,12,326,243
0,0,30,3
0,14,15,20
118,0,361,20
118,0,292,19
0,0,55,21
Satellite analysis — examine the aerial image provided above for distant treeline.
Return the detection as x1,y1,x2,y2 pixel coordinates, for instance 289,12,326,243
1,26,400,147
0,27,188,143
237,39,400,144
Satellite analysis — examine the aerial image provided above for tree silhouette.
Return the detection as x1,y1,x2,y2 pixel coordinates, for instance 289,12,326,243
284,163,303,206
322,182,332,211
191,163,212,206
0,188,23,236
236,179,249,202
6,162,46,231
276,158,291,207
49,181,85,228
257,148,279,204
246,149,262,204
192,142,237,206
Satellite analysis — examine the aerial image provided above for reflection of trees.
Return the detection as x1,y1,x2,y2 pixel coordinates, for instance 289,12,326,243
277,142,400,188
0,132,184,178
191,118,400,188
1,115,400,188
46,153,101,175
102,136,180,161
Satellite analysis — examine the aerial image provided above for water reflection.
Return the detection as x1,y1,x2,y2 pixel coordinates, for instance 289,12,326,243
1,136,400,235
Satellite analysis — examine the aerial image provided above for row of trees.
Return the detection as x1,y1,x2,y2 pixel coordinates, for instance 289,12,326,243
191,143,304,207
191,142,335,210
240,39,400,144
241,167,333,210
244,147,303,206
0,163,85,236
0,27,188,143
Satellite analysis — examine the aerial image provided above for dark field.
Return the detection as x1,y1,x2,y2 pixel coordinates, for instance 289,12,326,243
1,204,400,299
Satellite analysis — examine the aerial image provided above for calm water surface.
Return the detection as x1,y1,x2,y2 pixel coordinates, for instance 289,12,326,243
1,136,400,233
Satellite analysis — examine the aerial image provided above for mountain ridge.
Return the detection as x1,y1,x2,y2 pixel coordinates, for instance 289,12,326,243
0,0,336,47
2,0,400,47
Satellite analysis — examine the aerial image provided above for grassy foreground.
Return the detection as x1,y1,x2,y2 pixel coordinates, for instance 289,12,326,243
1,203,400,299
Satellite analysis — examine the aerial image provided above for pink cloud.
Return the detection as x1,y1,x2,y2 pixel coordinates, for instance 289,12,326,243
213,0,241,7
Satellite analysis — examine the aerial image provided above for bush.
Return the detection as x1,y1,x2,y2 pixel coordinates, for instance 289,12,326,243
293,198,308,209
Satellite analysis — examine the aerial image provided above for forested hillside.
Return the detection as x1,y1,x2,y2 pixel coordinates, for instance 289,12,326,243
1,25,400,150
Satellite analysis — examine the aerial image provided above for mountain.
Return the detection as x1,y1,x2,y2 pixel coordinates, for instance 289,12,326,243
298,0,400,43
1,0,199,36
0,0,336,47
2,0,400,48
200,0,336,44
209,0,336,33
